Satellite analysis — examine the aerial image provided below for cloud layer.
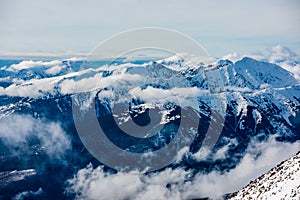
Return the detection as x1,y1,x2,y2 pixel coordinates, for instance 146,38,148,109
66,136,300,199
0,114,71,159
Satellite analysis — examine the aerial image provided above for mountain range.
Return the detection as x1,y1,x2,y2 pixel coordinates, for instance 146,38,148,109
0,50,299,199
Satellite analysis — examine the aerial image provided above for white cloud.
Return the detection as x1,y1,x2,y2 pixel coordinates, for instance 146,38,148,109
12,188,44,200
277,62,300,81
263,45,300,80
66,164,144,200
45,65,63,75
60,71,144,95
66,135,300,199
180,136,300,199
1,77,59,98
267,45,298,63
8,60,61,71
224,86,252,93
0,114,71,159
221,52,241,63
128,86,209,111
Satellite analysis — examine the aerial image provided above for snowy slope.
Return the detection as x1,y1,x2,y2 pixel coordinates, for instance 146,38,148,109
229,151,300,200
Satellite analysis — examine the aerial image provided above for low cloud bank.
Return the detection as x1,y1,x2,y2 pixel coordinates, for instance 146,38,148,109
66,136,300,199
0,114,71,159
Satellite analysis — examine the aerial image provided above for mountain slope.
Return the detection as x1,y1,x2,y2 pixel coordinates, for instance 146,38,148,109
229,151,300,200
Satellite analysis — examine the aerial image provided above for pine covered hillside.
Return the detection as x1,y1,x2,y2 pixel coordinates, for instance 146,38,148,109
229,151,300,200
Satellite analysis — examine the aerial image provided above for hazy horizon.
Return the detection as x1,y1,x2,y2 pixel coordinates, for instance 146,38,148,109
1,0,299,58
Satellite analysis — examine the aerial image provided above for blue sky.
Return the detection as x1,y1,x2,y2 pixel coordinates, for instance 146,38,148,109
0,0,299,58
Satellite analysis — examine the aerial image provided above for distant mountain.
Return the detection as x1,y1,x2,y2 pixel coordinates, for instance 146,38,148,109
0,54,299,199
229,151,300,200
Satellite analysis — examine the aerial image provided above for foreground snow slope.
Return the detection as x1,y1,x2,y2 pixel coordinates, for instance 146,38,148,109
229,151,300,200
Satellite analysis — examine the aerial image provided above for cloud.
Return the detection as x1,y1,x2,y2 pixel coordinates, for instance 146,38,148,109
267,45,298,63
0,114,71,159
8,60,61,71
221,45,300,80
263,45,300,80
66,135,300,199
221,52,241,63
180,136,300,199
128,86,208,111
66,165,144,200
12,188,44,200
44,65,64,75
222,45,299,64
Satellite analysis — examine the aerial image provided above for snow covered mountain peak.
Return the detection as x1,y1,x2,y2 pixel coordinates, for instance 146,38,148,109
233,56,298,88
216,59,233,67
